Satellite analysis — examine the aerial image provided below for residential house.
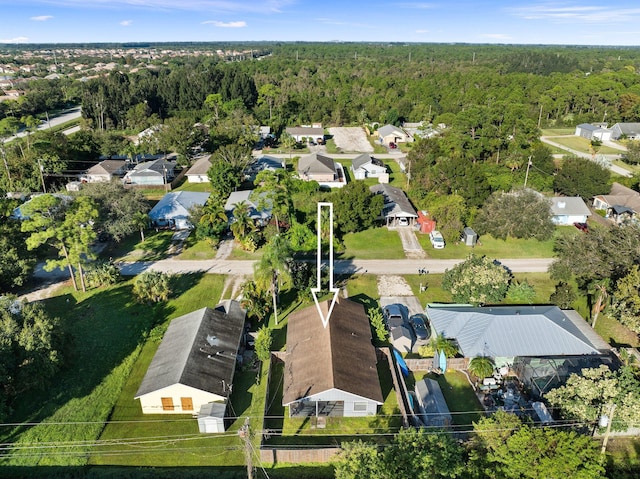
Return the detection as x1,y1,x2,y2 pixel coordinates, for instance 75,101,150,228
224,189,272,226
185,155,212,183
549,197,591,225
148,191,210,230
414,378,452,428
377,124,411,145
351,153,387,180
593,182,640,224
611,122,640,140
283,298,384,417
123,157,176,186
369,184,418,227
244,155,285,182
402,121,437,140
574,123,612,141
426,304,612,396
285,124,324,142
135,301,245,433
79,159,127,183
297,152,346,188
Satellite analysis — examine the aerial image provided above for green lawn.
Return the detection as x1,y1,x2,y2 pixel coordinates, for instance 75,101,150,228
173,181,213,193
341,227,405,259
412,370,484,429
550,135,622,154
113,230,175,262
540,128,576,136
177,237,218,260
0,274,230,468
418,232,557,259
595,314,640,349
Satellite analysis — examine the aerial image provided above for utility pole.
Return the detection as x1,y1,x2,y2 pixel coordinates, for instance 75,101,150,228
600,404,617,456
239,418,253,479
537,104,543,128
523,156,532,188
409,51,411,62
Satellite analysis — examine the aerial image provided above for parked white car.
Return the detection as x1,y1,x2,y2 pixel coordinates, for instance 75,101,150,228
429,230,445,249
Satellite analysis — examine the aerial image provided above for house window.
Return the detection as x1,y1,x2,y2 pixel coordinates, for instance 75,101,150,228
353,402,368,412
181,397,193,411
161,397,174,411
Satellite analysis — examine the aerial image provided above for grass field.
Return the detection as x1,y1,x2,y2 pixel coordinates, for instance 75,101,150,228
418,232,557,259
0,274,228,468
340,227,405,259
113,230,175,262
177,237,218,260
540,128,576,136
550,135,622,155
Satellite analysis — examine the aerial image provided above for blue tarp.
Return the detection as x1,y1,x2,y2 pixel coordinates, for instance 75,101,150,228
393,348,410,377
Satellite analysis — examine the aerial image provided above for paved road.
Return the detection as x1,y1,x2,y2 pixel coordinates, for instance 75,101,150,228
117,257,554,277
541,136,631,177
4,106,82,143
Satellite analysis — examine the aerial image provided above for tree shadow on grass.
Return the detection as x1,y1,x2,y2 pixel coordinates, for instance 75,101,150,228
169,271,205,297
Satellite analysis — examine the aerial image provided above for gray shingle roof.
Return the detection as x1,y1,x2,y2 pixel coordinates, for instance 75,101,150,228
297,153,336,176
149,191,210,221
426,305,608,358
369,184,418,218
135,301,245,398
378,124,405,137
186,155,212,176
550,197,591,217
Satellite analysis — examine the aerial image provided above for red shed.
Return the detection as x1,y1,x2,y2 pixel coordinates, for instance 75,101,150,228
417,211,436,234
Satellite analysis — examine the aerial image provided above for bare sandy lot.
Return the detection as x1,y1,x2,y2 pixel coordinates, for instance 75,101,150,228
328,127,373,153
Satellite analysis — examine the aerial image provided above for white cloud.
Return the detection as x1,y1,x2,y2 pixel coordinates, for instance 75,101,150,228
30,15,53,21
509,4,640,23
201,20,247,27
415,29,430,33
0,36,29,43
120,19,133,26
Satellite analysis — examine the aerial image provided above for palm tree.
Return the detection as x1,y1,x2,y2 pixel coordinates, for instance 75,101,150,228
230,201,254,244
468,356,495,380
589,279,609,329
431,333,459,358
254,235,292,325
132,211,149,242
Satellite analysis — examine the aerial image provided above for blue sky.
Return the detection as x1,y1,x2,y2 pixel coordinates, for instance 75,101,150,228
1,1,640,46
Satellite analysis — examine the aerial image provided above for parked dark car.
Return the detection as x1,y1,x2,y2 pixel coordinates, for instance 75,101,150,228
383,304,409,329
573,222,588,232
409,314,431,341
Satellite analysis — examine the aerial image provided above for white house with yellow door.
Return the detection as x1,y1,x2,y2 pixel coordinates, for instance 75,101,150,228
135,301,245,432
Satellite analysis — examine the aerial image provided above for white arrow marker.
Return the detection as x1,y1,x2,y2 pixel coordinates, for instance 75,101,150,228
311,202,339,328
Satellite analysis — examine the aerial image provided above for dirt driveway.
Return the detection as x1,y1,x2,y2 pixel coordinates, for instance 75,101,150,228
328,127,373,153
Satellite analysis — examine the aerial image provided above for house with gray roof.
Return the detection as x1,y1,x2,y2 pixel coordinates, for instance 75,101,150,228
549,196,591,225
80,159,127,183
149,191,210,230
135,301,245,428
611,122,640,140
243,155,285,182
224,189,272,226
285,125,324,142
123,157,176,186
297,152,346,188
377,124,411,144
575,123,612,141
426,304,612,396
351,153,387,180
283,298,384,418
593,182,640,224
369,184,418,226
185,155,212,183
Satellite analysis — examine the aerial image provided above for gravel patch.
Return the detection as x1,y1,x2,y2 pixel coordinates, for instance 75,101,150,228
377,275,413,296
328,127,373,153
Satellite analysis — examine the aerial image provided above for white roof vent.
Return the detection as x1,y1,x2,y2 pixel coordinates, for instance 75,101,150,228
557,201,566,209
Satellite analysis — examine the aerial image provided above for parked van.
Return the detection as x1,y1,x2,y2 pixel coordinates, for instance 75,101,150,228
429,230,445,249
